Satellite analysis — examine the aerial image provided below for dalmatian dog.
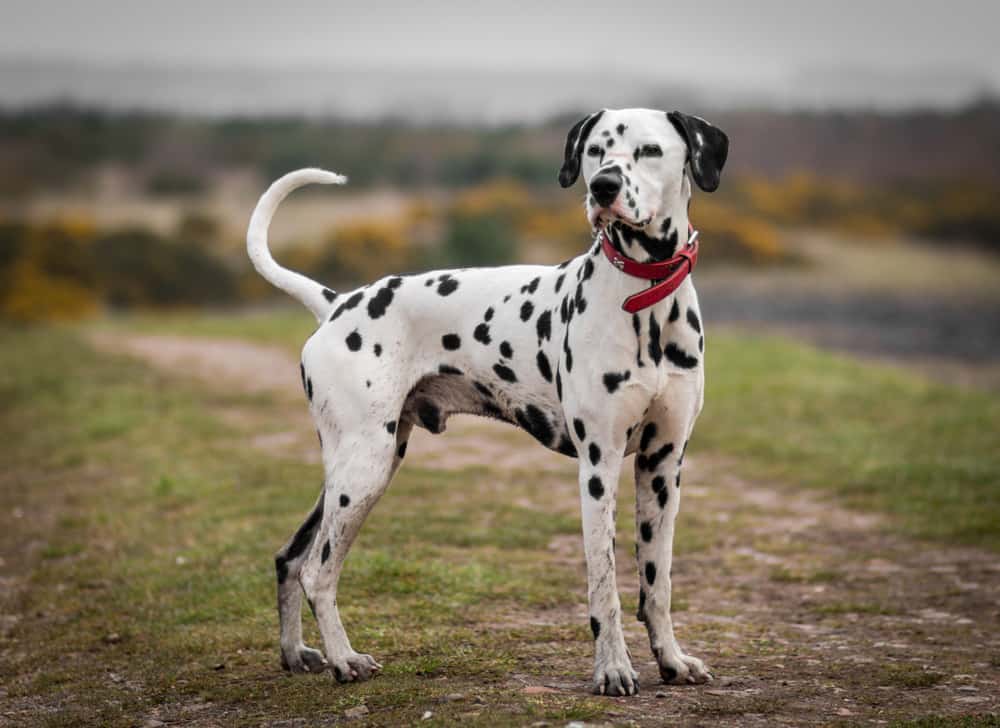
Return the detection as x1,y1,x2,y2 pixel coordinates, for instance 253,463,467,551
246,107,728,696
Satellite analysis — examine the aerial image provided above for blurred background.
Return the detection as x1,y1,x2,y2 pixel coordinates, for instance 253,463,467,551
3,4,1000,725
1,0,998,387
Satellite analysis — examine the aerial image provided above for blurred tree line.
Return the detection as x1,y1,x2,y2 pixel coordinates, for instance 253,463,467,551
3,104,1000,322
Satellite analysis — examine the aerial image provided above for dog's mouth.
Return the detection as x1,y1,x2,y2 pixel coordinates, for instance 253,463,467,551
588,203,652,231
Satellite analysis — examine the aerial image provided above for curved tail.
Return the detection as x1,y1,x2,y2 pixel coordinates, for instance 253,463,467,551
247,168,347,321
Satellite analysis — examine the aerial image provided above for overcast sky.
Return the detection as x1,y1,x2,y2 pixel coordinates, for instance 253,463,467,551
2,1,997,115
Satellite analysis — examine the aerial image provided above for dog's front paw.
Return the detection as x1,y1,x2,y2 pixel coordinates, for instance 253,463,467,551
280,643,328,674
329,651,382,683
593,658,640,696
655,644,712,685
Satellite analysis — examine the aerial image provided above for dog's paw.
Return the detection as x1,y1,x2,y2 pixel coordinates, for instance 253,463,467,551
655,645,712,685
593,659,640,697
280,644,328,674
330,651,382,684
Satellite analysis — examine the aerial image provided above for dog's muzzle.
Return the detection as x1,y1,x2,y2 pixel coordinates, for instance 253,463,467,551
589,171,622,207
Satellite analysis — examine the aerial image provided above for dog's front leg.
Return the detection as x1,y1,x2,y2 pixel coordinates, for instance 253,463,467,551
576,445,639,696
634,394,711,685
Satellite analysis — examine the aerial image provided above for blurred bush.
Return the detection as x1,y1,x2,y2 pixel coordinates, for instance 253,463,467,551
0,215,239,322
0,219,100,322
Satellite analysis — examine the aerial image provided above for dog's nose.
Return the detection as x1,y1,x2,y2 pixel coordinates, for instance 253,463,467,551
589,172,622,207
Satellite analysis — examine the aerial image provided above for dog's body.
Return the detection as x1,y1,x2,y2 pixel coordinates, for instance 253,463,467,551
248,108,728,696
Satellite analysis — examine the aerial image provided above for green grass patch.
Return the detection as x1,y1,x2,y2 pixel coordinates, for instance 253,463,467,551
698,330,1000,549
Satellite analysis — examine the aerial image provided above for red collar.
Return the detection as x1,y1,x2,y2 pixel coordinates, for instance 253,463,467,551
600,223,699,313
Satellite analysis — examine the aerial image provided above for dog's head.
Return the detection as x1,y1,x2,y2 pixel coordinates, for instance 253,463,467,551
558,108,729,231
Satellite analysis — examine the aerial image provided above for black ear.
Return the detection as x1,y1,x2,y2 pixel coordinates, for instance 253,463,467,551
558,110,604,188
667,111,729,192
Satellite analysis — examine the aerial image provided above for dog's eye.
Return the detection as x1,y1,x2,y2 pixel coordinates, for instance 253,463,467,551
587,144,602,157
640,144,663,158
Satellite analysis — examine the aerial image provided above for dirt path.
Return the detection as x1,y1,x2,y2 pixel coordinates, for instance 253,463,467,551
89,331,1000,725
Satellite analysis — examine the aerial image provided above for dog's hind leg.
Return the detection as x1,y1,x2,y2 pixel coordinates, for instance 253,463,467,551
634,389,711,685
298,421,404,683
275,490,328,673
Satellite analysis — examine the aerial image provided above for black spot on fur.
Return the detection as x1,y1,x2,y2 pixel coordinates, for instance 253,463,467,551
556,435,577,457
388,276,403,290
493,363,517,383
474,323,492,345
556,369,563,400
329,291,363,321
339,494,350,507
366,284,396,319
573,418,586,440
520,300,534,322
520,277,540,294
645,561,657,584
322,287,336,302
536,309,552,343
668,298,680,322
642,442,675,472
588,442,601,466
651,475,666,493
640,521,653,542
373,343,382,357
474,381,493,398
321,540,330,563
536,350,553,382
603,370,631,393
582,258,595,281
280,492,325,576
345,330,362,351
590,616,601,639
658,486,668,508
563,333,573,372
588,475,604,500
442,333,461,350
386,421,396,434
574,284,587,315
648,312,663,366
686,308,701,333
439,364,463,375
632,314,644,367
555,273,566,293
665,342,699,369
484,306,494,321
640,423,657,452
638,589,647,621
418,401,443,433
616,123,626,135
515,404,554,446
437,276,459,296
499,341,513,358
699,335,704,352
397,441,407,458
306,377,313,402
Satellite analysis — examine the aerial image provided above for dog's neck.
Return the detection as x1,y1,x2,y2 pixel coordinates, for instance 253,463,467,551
603,201,690,264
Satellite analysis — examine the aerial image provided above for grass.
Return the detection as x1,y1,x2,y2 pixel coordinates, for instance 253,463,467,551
698,330,1000,549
